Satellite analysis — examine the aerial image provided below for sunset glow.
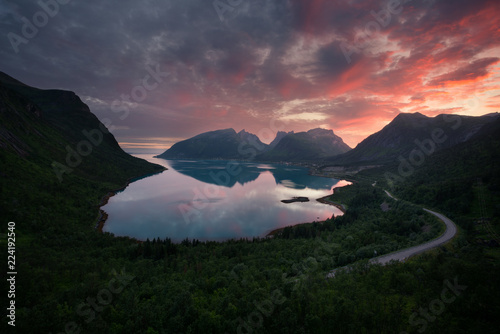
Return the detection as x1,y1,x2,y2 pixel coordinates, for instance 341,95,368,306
2,0,499,149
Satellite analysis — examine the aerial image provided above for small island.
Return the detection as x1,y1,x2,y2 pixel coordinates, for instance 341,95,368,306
281,196,310,204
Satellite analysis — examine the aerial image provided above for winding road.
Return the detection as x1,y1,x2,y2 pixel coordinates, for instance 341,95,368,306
327,192,457,278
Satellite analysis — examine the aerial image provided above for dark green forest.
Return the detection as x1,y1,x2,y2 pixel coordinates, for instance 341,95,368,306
2,143,499,333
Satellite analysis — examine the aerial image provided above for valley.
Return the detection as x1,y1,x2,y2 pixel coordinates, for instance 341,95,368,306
1,72,499,333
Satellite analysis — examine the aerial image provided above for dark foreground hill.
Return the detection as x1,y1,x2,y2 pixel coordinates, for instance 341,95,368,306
0,71,164,230
385,115,500,214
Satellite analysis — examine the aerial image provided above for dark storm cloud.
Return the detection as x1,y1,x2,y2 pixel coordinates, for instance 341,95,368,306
288,0,379,35
315,42,356,79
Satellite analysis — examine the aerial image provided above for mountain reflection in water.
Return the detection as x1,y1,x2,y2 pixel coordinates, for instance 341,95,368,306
102,155,349,242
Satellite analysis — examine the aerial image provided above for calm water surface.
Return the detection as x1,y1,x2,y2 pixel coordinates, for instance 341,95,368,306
102,154,350,241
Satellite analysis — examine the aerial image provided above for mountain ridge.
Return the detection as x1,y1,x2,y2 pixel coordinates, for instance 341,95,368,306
156,128,269,160
326,112,499,166
257,128,351,161
0,71,163,185
269,131,294,148
156,127,351,161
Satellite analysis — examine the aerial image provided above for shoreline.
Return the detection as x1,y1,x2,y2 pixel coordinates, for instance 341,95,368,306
95,167,167,232
316,195,346,213
265,170,351,237
265,195,346,237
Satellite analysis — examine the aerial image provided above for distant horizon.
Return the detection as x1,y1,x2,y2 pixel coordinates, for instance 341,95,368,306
119,111,499,152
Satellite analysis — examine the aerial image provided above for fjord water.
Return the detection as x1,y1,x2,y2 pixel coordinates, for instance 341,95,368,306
102,155,348,242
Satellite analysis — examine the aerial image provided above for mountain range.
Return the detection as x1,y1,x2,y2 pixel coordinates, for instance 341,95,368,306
156,128,351,161
157,111,499,165
2,68,498,174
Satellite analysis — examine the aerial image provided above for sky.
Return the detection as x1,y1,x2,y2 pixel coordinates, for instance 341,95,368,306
1,0,499,151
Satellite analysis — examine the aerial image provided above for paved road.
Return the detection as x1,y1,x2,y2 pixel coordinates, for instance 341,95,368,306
371,209,457,264
384,190,398,201
327,208,457,278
